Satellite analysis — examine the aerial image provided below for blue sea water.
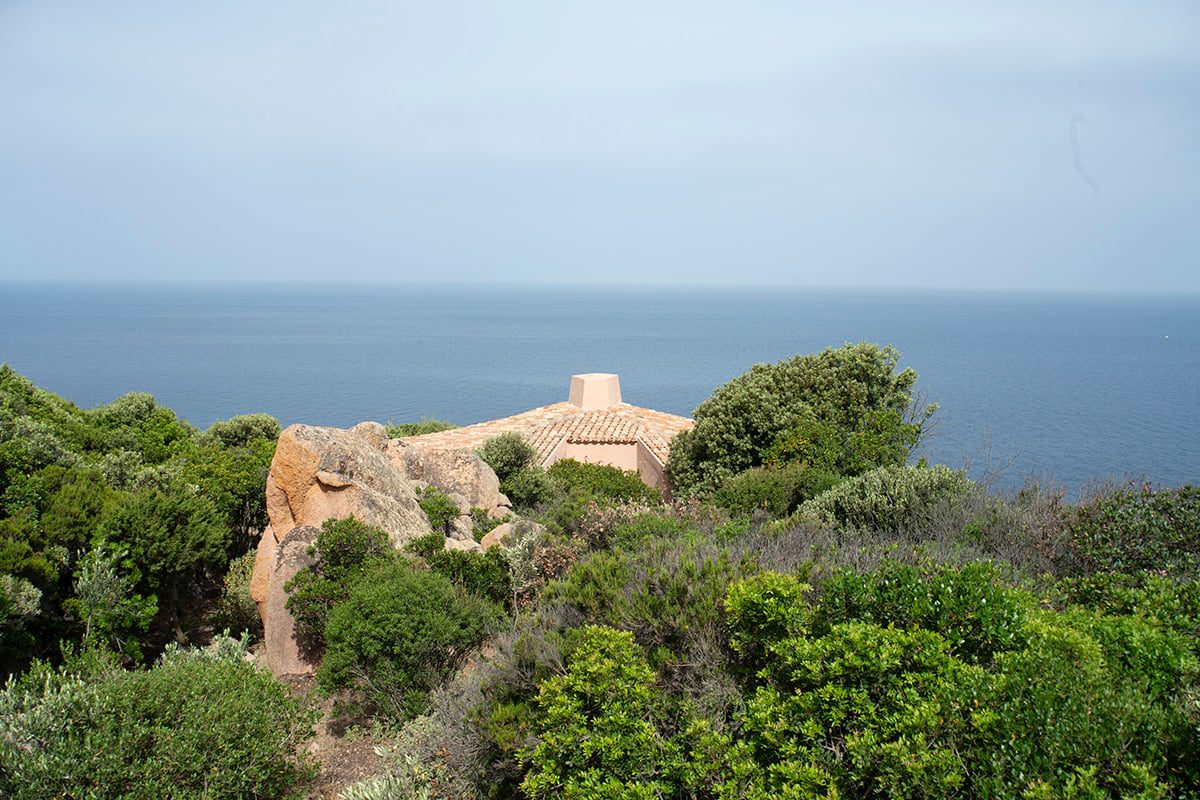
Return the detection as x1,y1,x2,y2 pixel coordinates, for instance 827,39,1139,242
1,282,1197,496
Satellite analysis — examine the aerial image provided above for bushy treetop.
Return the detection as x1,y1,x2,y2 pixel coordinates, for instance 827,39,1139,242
667,342,937,497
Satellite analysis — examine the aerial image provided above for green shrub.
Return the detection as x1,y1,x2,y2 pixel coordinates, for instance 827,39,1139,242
546,458,663,505
815,561,1031,665
418,486,460,536
429,547,511,607
667,343,937,497
0,634,317,800
742,622,975,800
1067,483,1200,577
210,550,262,637
478,433,558,510
711,462,842,518
477,433,538,485
520,625,732,800
968,615,1187,799
285,517,393,652
318,559,504,722
799,463,974,532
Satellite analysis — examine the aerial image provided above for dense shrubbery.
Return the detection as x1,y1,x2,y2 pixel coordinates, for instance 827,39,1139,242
319,559,503,721
667,343,937,497
0,635,317,800
8,360,1200,800
0,366,280,672
798,463,974,531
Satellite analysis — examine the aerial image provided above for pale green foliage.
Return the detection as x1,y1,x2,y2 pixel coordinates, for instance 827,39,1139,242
68,542,155,652
211,550,262,636
799,463,973,531
0,574,41,619
197,413,282,448
337,748,433,800
667,342,936,497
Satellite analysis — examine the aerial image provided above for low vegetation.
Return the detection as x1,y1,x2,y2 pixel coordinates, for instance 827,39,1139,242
3,346,1198,800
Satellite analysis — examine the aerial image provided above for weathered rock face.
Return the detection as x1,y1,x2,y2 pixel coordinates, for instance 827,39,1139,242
252,422,513,676
265,424,430,547
481,519,547,550
388,442,509,515
263,525,320,677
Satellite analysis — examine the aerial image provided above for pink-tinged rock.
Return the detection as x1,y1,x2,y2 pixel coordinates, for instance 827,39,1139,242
264,526,320,676
350,421,390,451
481,519,547,550
265,424,431,549
249,524,278,611
388,442,505,514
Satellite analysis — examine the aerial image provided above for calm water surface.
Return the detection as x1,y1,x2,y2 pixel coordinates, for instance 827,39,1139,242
2,282,1196,495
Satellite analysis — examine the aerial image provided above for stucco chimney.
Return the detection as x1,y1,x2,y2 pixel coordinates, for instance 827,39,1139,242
568,373,622,410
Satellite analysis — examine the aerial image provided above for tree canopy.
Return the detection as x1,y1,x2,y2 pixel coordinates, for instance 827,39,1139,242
666,342,937,497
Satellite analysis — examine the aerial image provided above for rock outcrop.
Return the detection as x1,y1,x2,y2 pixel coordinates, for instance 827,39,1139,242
251,422,512,677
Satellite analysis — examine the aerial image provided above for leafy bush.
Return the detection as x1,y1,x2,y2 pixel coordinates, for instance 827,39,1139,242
741,622,975,800
319,559,504,721
408,534,511,607
519,625,731,800
285,517,392,651
477,433,558,510
667,343,937,497
0,635,317,800
815,561,1032,665
711,461,842,518
210,549,262,637
546,458,662,505
196,413,282,449
418,485,460,535
1067,483,1200,577
799,463,974,532
968,615,1188,799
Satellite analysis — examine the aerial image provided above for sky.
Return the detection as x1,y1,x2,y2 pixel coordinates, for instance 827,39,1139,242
1,1,1197,291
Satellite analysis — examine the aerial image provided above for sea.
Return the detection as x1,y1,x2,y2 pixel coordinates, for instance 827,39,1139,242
2,282,1197,497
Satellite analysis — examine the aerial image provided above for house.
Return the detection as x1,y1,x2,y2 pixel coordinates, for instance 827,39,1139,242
399,373,693,491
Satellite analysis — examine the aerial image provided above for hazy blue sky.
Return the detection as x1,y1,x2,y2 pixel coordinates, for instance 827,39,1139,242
2,2,1197,290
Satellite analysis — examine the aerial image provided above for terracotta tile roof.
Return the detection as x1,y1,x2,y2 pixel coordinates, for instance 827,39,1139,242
400,401,693,466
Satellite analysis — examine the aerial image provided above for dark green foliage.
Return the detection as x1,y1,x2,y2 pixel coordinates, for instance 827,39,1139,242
102,488,229,641
407,532,511,606
102,489,229,592
815,561,1032,665
667,343,936,497
318,559,503,721
285,517,392,650
430,549,511,607
1052,572,1200,642
478,433,557,510
969,615,1187,799
546,458,663,505
711,461,842,518
1067,483,1200,577
0,637,318,800
180,436,276,545
386,418,458,437
419,485,460,535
